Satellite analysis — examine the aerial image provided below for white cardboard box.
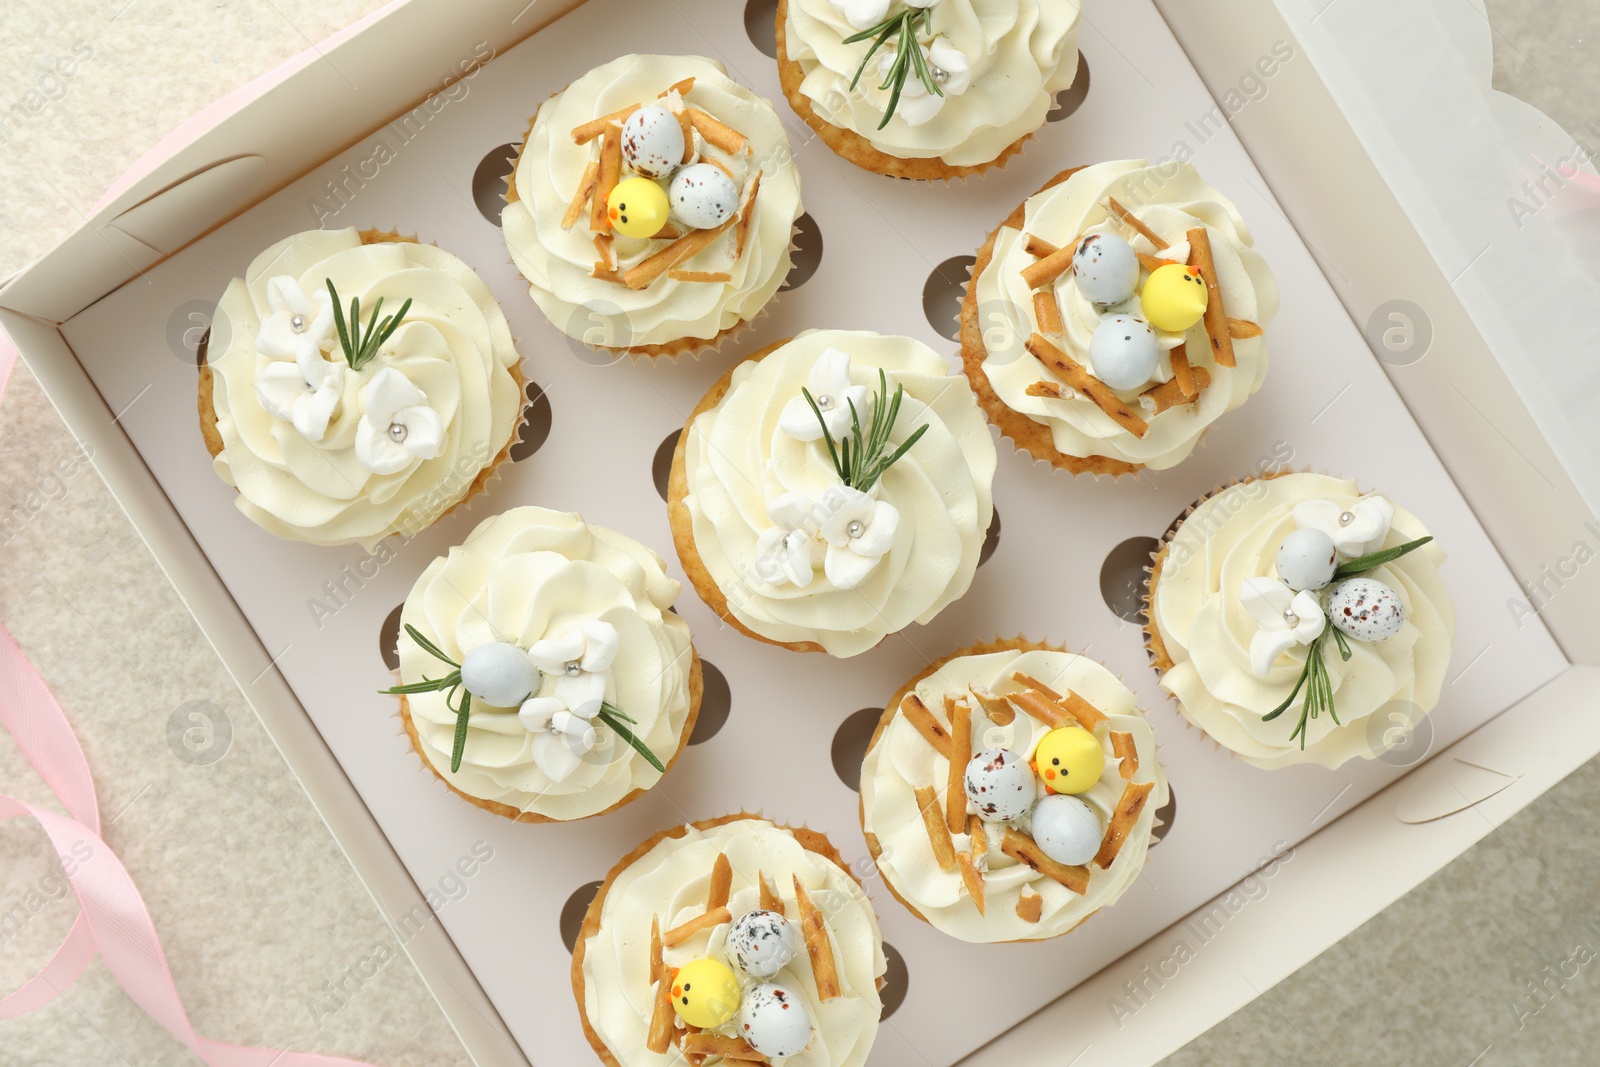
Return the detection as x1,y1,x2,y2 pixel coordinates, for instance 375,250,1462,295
3,0,1596,1064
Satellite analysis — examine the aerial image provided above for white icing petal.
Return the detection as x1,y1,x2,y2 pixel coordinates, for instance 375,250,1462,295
530,727,588,783
254,361,308,424
778,347,870,441
578,620,621,672
528,630,586,673
1293,495,1396,557
1239,575,1293,627
355,368,444,475
1239,578,1326,676
554,670,608,719
1249,629,1298,678
928,37,971,96
256,275,334,359
828,0,890,30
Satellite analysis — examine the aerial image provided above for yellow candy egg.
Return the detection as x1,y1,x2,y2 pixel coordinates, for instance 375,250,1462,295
1031,727,1105,796
1140,262,1209,333
606,176,670,239
671,957,741,1028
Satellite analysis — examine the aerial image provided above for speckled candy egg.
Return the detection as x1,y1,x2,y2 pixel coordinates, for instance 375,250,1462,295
738,983,812,1059
1072,233,1139,307
1275,528,1338,591
727,910,795,979
964,748,1036,823
1327,577,1406,642
1029,793,1102,867
620,105,685,181
668,162,739,231
458,641,537,707
1088,315,1160,391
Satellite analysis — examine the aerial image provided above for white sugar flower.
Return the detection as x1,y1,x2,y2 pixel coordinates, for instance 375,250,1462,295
1239,577,1326,677
256,276,334,360
254,337,345,442
354,368,444,475
879,37,971,126
754,491,820,587
1292,495,1395,558
829,0,890,30
526,620,620,719
516,699,599,783
818,485,899,588
778,347,871,442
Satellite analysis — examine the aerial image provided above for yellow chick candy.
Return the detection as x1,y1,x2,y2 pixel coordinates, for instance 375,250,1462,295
1140,262,1209,333
606,176,670,239
670,957,741,1029
1031,727,1105,796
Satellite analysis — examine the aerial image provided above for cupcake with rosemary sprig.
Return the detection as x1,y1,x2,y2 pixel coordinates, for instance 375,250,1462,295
1145,473,1455,770
502,54,802,357
669,330,995,657
385,506,700,822
777,0,1082,179
199,227,524,547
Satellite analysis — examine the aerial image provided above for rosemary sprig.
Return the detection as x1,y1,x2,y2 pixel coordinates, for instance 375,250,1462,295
380,624,472,772
598,703,665,773
327,279,411,371
803,368,929,493
843,5,940,129
1333,535,1433,581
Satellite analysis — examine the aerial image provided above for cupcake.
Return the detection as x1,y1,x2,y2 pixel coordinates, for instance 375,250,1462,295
860,638,1166,942
777,0,1082,179
669,329,996,657
962,160,1278,474
200,227,524,546
388,507,700,821
502,54,802,357
1146,473,1455,770
572,814,885,1066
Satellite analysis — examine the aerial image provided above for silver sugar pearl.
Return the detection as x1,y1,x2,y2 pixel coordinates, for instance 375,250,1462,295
564,661,582,677
387,423,408,442
816,394,835,411
290,314,306,333
1339,511,1355,526
847,520,864,537
1283,609,1299,624
932,66,949,83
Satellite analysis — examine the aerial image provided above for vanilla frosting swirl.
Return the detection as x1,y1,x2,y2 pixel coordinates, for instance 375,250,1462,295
503,54,801,348
975,160,1278,468
209,228,521,547
581,818,884,1067
784,0,1081,166
682,330,996,657
400,507,694,820
1151,475,1456,770
862,647,1165,942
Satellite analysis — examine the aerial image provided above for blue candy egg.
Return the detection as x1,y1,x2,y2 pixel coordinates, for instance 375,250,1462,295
1088,315,1160,391
1072,233,1140,307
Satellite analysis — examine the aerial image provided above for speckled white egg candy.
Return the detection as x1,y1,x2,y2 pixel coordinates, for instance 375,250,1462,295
1088,315,1160,391
964,748,1036,823
620,105,685,182
1327,577,1405,642
1275,528,1338,591
738,983,812,1059
1029,793,1103,867
726,910,795,979
668,162,739,231
458,641,537,707
1072,233,1140,307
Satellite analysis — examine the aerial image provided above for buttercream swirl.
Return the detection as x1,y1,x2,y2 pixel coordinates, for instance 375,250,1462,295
1151,475,1456,770
784,0,1081,165
861,647,1166,942
581,818,884,1067
682,330,996,657
975,160,1278,469
209,228,520,547
503,54,801,348
400,507,694,820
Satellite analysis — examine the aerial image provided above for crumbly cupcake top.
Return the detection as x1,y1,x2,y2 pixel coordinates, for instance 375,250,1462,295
503,54,801,350
682,330,996,657
395,507,694,820
1150,473,1455,770
974,160,1278,469
861,645,1166,942
580,818,884,1067
784,0,1081,166
208,228,521,547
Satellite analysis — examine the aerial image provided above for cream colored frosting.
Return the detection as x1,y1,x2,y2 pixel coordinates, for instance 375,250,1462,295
784,0,1081,166
682,330,996,657
209,228,521,547
861,647,1165,942
1152,474,1456,770
502,54,801,349
582,818,884,1067
974,160,1278,469
400,507,694,820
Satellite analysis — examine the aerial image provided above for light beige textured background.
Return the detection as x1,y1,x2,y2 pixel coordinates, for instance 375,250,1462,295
0,1,1596,1065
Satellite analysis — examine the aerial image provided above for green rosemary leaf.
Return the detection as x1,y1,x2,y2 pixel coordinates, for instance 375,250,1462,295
1261,651,1313,723
598,707,666,773
402,623,459,668
599,701,636,724
878,26,912,129
448,687,471,772
908,27,943,98
1333,536,1433,580
328,280,353,365
847,396,866,485
380,672,461,695
860,422,929,492
847,15,902,91
802,388,847,482
1331,627,1352,661
841,10,900,44
349,295,363,363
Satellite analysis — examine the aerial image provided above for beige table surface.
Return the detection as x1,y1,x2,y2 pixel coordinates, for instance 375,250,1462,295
1,2,1597,1065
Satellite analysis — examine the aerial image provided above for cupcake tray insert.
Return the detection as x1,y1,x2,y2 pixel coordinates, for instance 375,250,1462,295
54,0,1568,1064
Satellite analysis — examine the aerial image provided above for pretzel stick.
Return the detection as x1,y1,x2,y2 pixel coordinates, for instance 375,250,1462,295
708,853,732,910
663,907,731,947
899,694,952,755
1111,732,1139,780
590,266,628,285
1095,780,1156,869
1061,691,1108,730
669,270,733,283
1020,244,1077,290
593,233,616,272
561,161,598,229
914,785,956,871
1187,227,1235,367
649,916,665,984
968,686,1014,725
590,132,622,233
1138,253,1178,272
1005,689,1069,729
1228,317,1263,338
792,876,840,1000
733,170,762,260
656,223,684,240
1141,366,1211,415
1016,889,1043,923
677,108,694,163
683,1034,765,1061
1001,828,1089,894
660,76,696,99
1023,233,1061,258
685,107,748,154
1026,381,1067,400
945,696,971,835
572,104,639,145
1013,673,1064,702
1024,334,1149,438
1033,291,1064,335
758,871,783,914
961,815,987,915
1169,341,1195,398
1105,196,1168,249
624,215,735,289
701,156,735,180
647,966,677,1053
